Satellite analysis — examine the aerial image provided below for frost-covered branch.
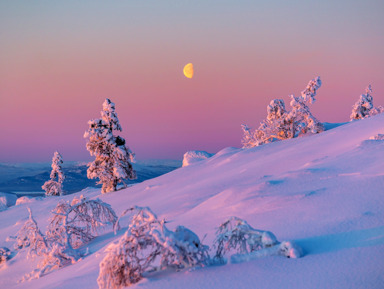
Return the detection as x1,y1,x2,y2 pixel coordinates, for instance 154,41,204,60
47,195,118,250
13,196,117,281
98,206,209,289
213,217,302,264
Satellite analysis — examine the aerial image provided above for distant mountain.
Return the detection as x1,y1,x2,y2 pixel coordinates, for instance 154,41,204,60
0,160,181,195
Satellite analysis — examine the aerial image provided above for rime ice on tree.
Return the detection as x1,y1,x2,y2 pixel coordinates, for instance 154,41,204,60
84,98,136,193
242,76,324,148
350,85,384,120
42,151,65,196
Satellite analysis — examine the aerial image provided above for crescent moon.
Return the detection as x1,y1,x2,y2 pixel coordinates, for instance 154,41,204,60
183,63,194,78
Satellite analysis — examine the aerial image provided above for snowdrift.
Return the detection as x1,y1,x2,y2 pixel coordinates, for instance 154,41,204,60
1,114,384,289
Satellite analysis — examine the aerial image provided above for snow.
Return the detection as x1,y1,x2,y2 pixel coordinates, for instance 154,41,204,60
0,192,17,207
15,196,42,206
0,113,384,288
182,150,214,167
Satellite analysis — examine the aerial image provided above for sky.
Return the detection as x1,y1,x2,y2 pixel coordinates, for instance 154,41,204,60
1,0,383,162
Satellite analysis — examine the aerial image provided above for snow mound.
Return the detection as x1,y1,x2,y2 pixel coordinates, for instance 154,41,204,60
16,196,42,206
0,192,17,208
182,150,214,167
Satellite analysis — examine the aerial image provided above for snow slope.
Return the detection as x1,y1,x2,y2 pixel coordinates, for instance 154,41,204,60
1,114,384,289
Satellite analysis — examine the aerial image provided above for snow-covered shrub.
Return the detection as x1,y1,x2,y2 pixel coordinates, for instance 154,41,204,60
47,195,118,250
12,196,117,280
13,208,48,258
350,85,384,120
370,134,384,140
0,247,11,264
84,99,136,193
42,151,65,196
12,209,73,280
98,206,209,289
182,150,214,167
213,217,302,264
242,77,324,148
213,217,278,263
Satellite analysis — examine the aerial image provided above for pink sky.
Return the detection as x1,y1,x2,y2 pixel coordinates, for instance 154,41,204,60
1,1,383,162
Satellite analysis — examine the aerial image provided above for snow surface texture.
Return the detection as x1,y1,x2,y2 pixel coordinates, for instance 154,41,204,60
1,114,384,288
182,150,214,167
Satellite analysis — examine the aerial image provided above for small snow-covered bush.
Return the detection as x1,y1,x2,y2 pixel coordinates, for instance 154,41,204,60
12,196,117,280
242,77,324,148
369,134,384,140
350,85,384,120
213,217,302,264
98,206,209,289
13,208,48,258
47,195,118,250
213,217,278,263
182,150,214,167
0,247,11,264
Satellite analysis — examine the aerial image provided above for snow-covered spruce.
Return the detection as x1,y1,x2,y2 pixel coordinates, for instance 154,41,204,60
97,206,209,289
42,151,65,196
47,195,118,250
350,85,384,121
84,99,137,193
242,77,324,148
213,217,302,264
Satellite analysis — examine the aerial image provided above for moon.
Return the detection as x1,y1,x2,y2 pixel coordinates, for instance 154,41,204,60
183,63,194,78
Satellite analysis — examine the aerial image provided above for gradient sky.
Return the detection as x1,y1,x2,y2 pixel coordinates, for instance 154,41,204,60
1,0,383,162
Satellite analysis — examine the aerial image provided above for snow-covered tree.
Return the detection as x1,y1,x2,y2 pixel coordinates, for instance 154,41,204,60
350,85,384,120
213,217,302,264
12,196,118,280
13,208,48,258
47,195,118,250
97,206,209,289
84,99,136,193
213,217,278,263
242,77,324,148
350,85,374,120
42,151,65,196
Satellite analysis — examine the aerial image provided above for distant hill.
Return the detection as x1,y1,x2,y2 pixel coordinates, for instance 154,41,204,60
0,160,181,195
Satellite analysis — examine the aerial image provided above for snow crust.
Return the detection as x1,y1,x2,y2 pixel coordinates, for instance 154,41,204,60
1,114,384,288
182,150,214,167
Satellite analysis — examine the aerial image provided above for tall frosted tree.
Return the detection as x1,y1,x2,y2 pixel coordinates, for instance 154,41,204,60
42,151,65,196
84,99,136,193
